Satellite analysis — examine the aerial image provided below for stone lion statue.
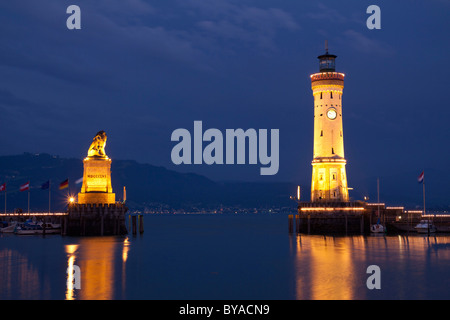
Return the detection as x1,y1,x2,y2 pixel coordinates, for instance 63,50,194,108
87,130,107,157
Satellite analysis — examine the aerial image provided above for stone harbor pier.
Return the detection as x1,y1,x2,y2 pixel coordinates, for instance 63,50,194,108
64,202,128,236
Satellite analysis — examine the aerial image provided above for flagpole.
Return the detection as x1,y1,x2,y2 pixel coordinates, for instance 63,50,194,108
28,187,30,214
4,185,6,214
377,177,380,218
423,172,428,235
49,180,51,214
423,172,426,216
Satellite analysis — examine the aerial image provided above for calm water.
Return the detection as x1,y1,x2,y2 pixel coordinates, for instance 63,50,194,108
0,214,449,300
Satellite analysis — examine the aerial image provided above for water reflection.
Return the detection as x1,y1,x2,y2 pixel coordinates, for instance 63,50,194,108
294,235,450,300
65,237,129,300
65,244,79,300
121,237,130,298
0,248,50,299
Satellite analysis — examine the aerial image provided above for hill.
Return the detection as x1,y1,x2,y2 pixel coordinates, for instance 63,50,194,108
0,153,298,212
0,153,447,213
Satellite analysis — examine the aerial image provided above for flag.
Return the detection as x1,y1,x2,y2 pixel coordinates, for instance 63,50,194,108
20,181,30,192
75,177,83,185
418,171,424,183
41,180,50,190
0,183,5,192
59,179,69,190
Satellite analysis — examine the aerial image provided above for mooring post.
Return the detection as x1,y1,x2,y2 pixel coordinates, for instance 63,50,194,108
113,213,117,235
132,215,137,235
139,215,144,234
345,212,348,235
100,213,104,236
307,214,311,234
63,216,67,235
360,214,364,234
288,215,293,233
295,214,300,233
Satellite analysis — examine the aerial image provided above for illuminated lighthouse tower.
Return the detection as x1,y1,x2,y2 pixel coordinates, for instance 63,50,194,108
310,45,349,202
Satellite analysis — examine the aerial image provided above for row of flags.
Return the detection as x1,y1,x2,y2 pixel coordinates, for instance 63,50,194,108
0,178,82,192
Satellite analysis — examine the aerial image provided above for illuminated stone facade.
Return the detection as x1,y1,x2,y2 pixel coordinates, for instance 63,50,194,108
310,52,349,202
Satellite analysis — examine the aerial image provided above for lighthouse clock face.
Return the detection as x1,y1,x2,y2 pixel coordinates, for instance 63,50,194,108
327,108,337,120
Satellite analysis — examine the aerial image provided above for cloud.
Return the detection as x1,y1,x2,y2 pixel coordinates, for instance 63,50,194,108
305,3,348,23
0,0,301,88
181,0,300,50
342,30,394,55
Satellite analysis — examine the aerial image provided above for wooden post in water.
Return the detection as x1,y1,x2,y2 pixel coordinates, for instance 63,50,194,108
113,213,117,235
63,216,67,235
288,215,293,233
345,212,348,234
139,215,144,234
295,214,300,234
132,215,137,235
307,214,311,234
100,214,104,236
82,215,86,236
360,214,364,234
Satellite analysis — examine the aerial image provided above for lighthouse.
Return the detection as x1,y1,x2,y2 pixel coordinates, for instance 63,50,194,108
310,44,349,202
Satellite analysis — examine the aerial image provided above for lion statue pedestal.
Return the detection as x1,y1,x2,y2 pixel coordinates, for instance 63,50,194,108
78,157,115,204
64,131,127,236
78,130,115,204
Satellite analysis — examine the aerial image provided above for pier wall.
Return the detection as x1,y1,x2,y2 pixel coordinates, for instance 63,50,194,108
64,203,128,236
296,212,369,234
294,201,423,235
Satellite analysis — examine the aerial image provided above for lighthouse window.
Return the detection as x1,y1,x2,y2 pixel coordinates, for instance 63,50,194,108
320,92,322,99
320,130,323,137
332,174,336,180
332,148,335,154
330,92,333,99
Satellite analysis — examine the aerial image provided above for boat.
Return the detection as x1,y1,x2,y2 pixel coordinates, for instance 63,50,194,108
370,180,386,234
15,223,43,235
414,220,436,234
0,221,17,233
14,220,61,235
41,222,61,234
370,222,385,233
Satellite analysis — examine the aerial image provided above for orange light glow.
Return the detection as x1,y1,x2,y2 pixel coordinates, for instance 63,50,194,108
300,207,365,212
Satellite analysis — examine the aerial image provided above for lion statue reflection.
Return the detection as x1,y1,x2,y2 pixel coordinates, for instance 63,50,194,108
87,130,108,158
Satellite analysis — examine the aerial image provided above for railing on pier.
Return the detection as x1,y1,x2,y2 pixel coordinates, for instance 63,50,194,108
0,212,68,217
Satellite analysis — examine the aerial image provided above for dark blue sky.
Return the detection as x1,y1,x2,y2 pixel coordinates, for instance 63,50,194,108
0,1,449,200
